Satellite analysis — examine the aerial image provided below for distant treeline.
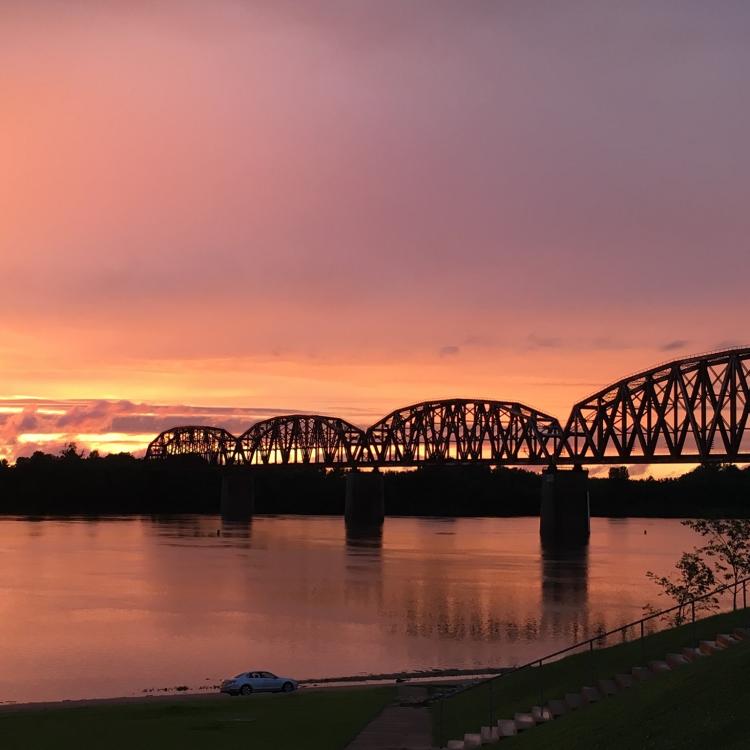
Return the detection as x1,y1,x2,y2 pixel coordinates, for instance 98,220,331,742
0,446,749,517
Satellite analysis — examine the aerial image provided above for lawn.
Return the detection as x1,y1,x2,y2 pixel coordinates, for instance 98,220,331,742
0,686,394,750
505,634,750,749
433,606,750,746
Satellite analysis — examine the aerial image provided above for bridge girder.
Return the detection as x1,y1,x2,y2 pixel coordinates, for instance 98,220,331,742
144,348,750,467
560,347,750,464
144,425,237,465
237,414,368,466
366,399,565,466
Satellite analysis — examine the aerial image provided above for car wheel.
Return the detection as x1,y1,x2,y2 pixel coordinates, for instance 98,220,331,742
240,685,253,696
282,682,294,693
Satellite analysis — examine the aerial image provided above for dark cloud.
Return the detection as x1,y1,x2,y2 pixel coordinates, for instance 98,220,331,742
527,334,561,349
439,345,460,357
660,339,689,351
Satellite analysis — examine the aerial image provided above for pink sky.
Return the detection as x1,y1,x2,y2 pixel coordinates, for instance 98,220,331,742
1,1,748,470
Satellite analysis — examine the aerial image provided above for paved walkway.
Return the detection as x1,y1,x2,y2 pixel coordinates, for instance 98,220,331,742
345,686,434,750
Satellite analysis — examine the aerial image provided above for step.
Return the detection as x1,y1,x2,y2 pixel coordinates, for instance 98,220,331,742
717,633,740,648
648,660,672,675
480,725,499,744
632,666,653,682
699,640,724,655
581,686,601,703
531,705,553,723
547,699,568,717
681,647,707,662
496,719,517,737
666,653,689,668
565,693,584,710
514,713,536,731
732,627,750,640
597,678,618,696
463,733,482,749
446,741,464,750
614,673,634,689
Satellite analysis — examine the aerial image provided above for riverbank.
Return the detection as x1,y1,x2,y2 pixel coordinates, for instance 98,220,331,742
0,686,395,750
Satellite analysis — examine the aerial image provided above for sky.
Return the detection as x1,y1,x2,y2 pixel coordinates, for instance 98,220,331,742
1,1,749,469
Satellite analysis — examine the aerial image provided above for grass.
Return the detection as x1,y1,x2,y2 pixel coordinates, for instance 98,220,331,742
505,633,750,749
0,686,394,750
433,606,750,746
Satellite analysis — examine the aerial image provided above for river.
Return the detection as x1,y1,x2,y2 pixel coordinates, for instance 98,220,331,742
0,515,700,703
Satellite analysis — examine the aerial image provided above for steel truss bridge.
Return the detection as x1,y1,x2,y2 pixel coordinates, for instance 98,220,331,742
146,347,750,468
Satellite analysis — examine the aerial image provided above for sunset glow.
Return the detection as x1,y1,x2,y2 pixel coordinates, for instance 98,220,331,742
2,2,748,472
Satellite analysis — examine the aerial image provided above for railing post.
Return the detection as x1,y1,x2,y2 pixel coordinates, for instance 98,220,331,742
539,659,544,709
640,620,645,664
744,579,747,610
438,698,443,749
489,678,494,727
589,639,594,686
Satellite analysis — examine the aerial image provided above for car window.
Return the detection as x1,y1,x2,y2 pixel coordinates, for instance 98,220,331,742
261,672,276,678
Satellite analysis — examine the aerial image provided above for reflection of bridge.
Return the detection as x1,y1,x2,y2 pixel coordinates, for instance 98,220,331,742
146,348,750,467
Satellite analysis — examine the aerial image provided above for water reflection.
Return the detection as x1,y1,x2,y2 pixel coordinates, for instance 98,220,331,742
0,515,699,703
540,543,590,642
345,523,383,554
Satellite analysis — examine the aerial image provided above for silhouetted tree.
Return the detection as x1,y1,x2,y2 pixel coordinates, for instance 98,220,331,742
683,518,750,609
608,466,629,481
645,552,718,626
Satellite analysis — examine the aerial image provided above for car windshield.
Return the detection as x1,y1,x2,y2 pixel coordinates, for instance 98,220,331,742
234,673,248,678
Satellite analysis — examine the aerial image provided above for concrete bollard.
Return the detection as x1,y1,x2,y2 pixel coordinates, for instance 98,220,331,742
547,699,568,717
480,725,499,744
531,705,553,722
597,679,618,696
514,713,536,731
496,720,517,737
581,686,601,703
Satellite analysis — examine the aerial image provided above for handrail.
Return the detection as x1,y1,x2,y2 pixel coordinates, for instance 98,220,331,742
449,572,750,701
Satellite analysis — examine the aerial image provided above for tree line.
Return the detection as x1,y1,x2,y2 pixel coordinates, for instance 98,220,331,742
0,445,749,517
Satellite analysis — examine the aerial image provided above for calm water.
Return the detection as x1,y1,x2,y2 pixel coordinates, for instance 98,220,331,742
0,515,699,703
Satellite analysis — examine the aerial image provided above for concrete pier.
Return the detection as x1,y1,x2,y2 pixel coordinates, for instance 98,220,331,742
540,466,590,545
345,471,385,527
220,469,255,520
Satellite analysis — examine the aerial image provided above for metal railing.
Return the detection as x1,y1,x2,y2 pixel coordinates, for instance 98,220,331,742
435,575,749,746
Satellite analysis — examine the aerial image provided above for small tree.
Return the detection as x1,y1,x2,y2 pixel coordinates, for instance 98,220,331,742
682,519,750,609
645,551,718,626
608,466,629,481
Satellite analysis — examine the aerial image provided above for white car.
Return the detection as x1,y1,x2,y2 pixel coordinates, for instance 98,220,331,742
220,670,299,696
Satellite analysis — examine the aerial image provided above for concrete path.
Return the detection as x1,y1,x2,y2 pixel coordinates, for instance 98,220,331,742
345,686,433,750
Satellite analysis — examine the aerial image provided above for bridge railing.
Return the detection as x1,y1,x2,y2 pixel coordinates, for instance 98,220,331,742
434,574,749,746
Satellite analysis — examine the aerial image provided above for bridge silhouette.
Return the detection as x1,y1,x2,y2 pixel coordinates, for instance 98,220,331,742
146,347,750,468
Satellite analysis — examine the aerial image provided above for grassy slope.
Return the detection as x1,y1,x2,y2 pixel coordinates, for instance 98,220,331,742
434,607,750,745
0,687,394,750
506,635,750,749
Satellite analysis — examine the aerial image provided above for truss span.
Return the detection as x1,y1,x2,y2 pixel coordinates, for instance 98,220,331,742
366,399,565,466
237,414,368,466
561,347,750,464
145,425,237,465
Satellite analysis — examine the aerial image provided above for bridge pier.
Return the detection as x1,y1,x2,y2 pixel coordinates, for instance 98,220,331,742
220,469,255,521
540,466,590,545
345,470,385,527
